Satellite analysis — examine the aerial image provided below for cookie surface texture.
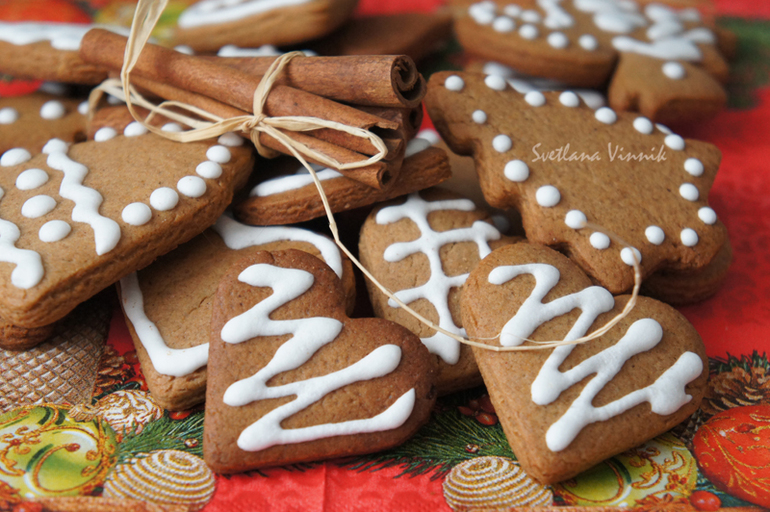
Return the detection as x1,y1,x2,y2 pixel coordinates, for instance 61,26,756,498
120,215,355,411
0,130,253,329
461,243,708,483
426,71,729,301
359,187,520,394
204,249,436,473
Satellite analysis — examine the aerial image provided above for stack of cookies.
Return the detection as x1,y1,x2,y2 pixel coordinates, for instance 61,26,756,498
0,0,729,498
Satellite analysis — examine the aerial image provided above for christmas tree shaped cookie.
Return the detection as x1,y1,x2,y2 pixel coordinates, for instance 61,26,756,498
426,71,729,303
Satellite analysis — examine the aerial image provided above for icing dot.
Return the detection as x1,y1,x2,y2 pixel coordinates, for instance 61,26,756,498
679,183,699,201
504,160,529,182
565,210,587,229
656,123,673,134
177,176,207,198
521,9,541,23
150,187,179,211
94,127,117,142
665,134,685,151
161,123,184,132
196,161,223,179
698,207,717,225
122,202,152,226
590,232,610,250
39,220,71,242
124,122,148,137
16,168,49,190
174,45,195,54
445,75,465,91
206,145,231,163
684,158,704,176
472,110,488,124
493,16,516,32
492,134,512,153
107,95,123,105
680,228,698,246
21,195,56,218
662,61,686,80
503,4,521,17
559,91,580,107
218,132,244,146
595,107,617,124
524,91,546,107
579,34,598,51
485,75,507,91
536,185,560,207
621,247,642,266
519,24,539,39
77,101,89,115
42,139,68,154
0,107,19,124
1,148,32,166
469,3,495,24
40,100,66,120
633,117,654,134
547,32,569,49
645,226,665,245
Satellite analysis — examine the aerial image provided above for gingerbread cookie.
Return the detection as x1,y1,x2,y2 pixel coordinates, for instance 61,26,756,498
204,249,436,472
173,0,359,53
0,128,253,333
0,93,88,155
120,214,355,411
461,243,708,483
359,188,521,395
426,71,730,303
455,0,728,124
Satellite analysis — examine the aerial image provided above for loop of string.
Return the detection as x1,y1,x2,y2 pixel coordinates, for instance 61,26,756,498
97,0,640,353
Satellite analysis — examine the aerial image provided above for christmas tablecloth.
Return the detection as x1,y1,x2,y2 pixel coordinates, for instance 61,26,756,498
0,0,769,511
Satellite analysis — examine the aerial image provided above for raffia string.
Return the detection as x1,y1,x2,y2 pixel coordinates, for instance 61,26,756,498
100,0,639,353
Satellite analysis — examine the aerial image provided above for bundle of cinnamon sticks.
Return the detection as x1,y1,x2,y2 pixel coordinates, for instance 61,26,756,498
79,29,427,190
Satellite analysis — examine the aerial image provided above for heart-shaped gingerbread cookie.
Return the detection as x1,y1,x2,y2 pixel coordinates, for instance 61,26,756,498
204,249,436,473
461,243,708,483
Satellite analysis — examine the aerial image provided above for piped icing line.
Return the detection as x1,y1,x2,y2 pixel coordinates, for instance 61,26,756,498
488,262,702,451
221,263,415,451
376,193,501,365
43,139,121,256
120,216,346,377
0,22,130,51
0,187,45,289
178,0,312,29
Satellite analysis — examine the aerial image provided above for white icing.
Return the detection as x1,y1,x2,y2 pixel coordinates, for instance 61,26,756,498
39,220,71,242
489,262,701,451
123,122,148,137
579,34,598,50
40,100,65,120
565,210,587,229
665,134,685,151
493,135,513,153
218,132,244,146
77,101,89,116
503,4,522,17
684,158,704,176
525,91,546,107
445,75,465,91
620,247,642,266
679,183,699,201
520,9,541,23
122,203,152,226
94,127,117,142
698,207,717,225
161,123,183,132
405,137,432,157
680,228,698,246
536,185,560,207
174,44,195,54
538,0,574,29
633,117,654,134
218,44,282,57
177,176,207,198
493,16,516,33
612,31,708,61
178,0,312,28
519,24,539,39
21,195,57,218
645,225,665,245
472,110,488,124
196,161,223,179
46,142,121,255
16,168,49,190
504,160,529,182
547,32,569,49
559,91,580,107
206,145,231,163
0,187,44,289
590,232,610,249
0,22,131,51
0,107,19,124
662,61,686,79
656,123,673,134
594,107,617,124
149,187,179,211
1,148,32,167
485,75,508,91
376,194,500,365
